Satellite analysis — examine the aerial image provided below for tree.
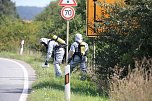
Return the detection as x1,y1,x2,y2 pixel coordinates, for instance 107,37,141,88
95,0,152,78
0,0,18,18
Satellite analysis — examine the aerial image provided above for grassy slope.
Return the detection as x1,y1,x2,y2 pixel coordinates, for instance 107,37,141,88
0,52,108,101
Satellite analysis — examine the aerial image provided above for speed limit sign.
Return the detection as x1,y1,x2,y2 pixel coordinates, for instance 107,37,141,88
61,6,75,20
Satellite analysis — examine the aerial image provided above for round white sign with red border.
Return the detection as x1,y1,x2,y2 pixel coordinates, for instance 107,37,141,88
61,6,75,20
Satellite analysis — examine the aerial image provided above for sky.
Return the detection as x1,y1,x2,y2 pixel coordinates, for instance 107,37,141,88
11,0,56,7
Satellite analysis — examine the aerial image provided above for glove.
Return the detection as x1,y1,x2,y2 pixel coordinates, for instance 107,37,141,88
44,60,48,65
82,56,87,62
42,60,49,68
85,57,87,62
42,64,49,68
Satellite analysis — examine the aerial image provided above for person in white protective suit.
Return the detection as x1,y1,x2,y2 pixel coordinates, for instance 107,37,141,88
40,37,66,77
68,33,89,81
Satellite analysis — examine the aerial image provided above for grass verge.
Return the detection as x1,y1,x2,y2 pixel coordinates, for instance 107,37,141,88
0,51,108,101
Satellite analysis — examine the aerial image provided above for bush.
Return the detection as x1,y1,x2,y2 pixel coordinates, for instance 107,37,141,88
109,58,152,101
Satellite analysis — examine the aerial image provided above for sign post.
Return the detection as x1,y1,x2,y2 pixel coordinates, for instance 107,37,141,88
66,20,69,64
58,0,77,101
65,19,70,101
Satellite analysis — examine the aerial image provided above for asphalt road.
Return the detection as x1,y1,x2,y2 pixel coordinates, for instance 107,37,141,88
0,58,36,101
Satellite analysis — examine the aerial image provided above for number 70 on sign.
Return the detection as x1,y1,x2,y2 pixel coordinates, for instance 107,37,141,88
61,6,75,20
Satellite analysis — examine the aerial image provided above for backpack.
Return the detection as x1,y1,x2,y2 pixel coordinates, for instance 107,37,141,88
52,35,66,45
73,41,87,59
51,35,67,49
79,41,86,56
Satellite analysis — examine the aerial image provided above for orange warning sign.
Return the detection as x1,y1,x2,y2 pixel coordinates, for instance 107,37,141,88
58,0,77,6
87,0,123,37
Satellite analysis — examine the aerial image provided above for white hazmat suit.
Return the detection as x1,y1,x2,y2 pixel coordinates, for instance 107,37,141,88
40,38,65,77
68,33,89,80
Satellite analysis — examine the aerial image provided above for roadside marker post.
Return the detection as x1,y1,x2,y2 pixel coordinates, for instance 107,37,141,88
20,40,24,55
65,65,70,101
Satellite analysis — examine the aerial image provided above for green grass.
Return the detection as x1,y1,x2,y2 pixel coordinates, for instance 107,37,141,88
0,51,108,101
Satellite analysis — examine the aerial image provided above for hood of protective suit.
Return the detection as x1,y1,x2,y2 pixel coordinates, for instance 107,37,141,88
75,33,83,43
40,38,50,45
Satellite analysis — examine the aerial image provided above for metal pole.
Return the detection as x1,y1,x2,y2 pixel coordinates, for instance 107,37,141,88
93,38,96,70
66,21,69,64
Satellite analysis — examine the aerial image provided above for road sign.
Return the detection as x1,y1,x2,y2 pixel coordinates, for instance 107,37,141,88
87,0,123,37
58,0,77,6
61,6,75,20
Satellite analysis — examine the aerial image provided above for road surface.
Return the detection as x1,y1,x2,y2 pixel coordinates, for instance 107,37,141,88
0,58,36,101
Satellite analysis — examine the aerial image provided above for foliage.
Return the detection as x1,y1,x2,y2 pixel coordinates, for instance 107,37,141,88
109,58,152,101
95,0,152,76
93,0,152,95
0,16,21,51
0,0,18,18
0,16,43,52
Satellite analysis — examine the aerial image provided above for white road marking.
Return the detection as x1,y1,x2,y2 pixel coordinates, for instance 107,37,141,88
0,58,29,101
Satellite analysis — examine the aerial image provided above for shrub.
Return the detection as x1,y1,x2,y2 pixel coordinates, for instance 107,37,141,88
109,58,152,101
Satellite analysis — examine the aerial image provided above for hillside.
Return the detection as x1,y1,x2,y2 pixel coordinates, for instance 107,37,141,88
16,6,45,20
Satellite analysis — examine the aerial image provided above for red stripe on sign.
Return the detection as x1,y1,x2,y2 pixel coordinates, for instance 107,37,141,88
65,73,69,85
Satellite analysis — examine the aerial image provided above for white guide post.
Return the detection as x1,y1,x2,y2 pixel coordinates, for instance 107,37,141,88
65,65,70,101
20,40,24,55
